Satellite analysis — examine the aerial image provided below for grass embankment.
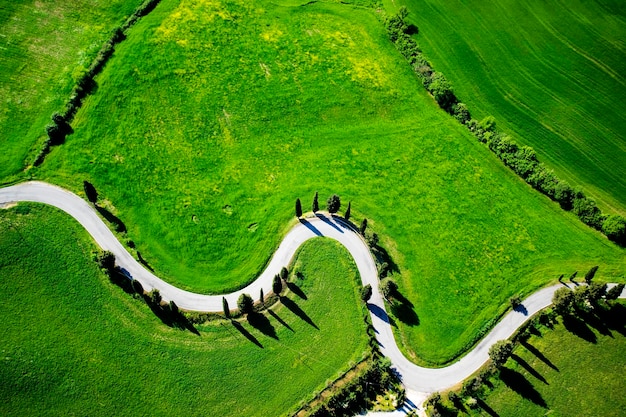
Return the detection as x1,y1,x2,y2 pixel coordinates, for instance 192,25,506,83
474,304,626,416
0,204,367,416
33,0,626,364
390,0,626,214
0,0,143,180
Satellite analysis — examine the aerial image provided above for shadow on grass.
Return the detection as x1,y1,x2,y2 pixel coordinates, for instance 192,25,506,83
286,282,307,300
389,292,419,326
521,341,558,371
499,367,547,408
280,296,318,330
247,312,278,339
137,251,154,272
96,205,127,233
562,314,597,343
232,320,263,348
143,297,200,335
268,309,293,332
476,398,500,417
598,303,626,337
511,354,548,384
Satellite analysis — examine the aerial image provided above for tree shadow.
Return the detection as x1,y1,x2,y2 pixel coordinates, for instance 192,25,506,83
142,296,199,335
476,398,500,417
95,205,127,233
286,282,307,300
298,218,322,236
108,267,135,295
499,367,547,408
562,314,597,343
232,320,263,348
247,312,278,339
268,309,294,332
370,244,399,278
597,303,626,336
136,251,155,272
511,354,548,384
367,303,396,327
389,299,419,326
578,309,612,337
521,341,558,371
514,304,528,316
280,297,318,330
315,213,344,233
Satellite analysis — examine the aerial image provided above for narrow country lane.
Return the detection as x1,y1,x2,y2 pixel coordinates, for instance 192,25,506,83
1,181,624,411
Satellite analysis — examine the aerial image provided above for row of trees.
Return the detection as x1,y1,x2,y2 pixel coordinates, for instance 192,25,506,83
221,267,290,318
35,0,163,167
296,193,347,217
384,8,626,246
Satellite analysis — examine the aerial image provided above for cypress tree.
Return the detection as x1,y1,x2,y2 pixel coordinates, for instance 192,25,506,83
584,265,599,284
237,293,254,315
312,191,319,213
259,288,264,306
360,218,368,235
222,297,230,318
273,274,283,296
295,198,302,218
344,201,351,221
280,266,289,281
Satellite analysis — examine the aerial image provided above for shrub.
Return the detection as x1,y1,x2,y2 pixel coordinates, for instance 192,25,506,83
573,196,604,229
451,102,470,124
488,340,513,367
509,294,521,308
360,284,372,303
428,72,456,112
602,215,626,245
237,293,254,315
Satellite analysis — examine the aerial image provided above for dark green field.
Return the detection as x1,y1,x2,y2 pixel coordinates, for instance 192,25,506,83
0,204,368,416
390,0,626,215
0,0,142,179
473,305,626,416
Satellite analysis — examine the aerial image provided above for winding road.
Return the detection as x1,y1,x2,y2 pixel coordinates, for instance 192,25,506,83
1,181,624,413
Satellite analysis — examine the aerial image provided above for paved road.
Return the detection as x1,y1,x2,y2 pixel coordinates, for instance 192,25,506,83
2,181,624,410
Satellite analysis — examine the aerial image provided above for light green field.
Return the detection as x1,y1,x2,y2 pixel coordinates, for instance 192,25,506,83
0,0,143,180
388,0,626,215
0,203,368,416
31,0,626,365
473,304,626,416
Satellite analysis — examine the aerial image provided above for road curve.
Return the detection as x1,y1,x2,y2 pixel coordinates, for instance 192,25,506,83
1,181,624,400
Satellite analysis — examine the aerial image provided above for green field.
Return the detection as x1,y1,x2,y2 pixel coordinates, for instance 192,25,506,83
389,0,626,215
473,305,626,416
29,0,626,365
0,0,143,180
0,203,368,416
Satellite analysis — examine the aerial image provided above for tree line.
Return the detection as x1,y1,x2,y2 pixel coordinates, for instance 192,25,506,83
384,7,626,247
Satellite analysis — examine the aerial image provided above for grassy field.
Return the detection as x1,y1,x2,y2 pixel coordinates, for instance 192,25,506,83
0,0,143,180
472,304,626,416
0,203,368,416
388,0,626,215
31,0,626,365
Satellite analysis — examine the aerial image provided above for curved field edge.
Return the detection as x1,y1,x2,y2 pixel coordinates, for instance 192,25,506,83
0,203,368,416
30,0,626,364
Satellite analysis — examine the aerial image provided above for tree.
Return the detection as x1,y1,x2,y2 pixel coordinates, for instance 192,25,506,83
280,266,289,281
428,72,456,111
488,340,513,367
83,180,98,204
587,282,607,304
169,300,178,314
295,198,302,218
360,218,368,235
312,192,319,213
584,265,599,284
380,278,398,300
573,286,590,311
569,271,578,282
509,295,521,308
344,201,351,221
97,250,115,271
259,288,264,306
237,293,254,315
602,215,626,245
552,287,574,315
360,284,372,303
273,274,282,296
606,283,625,301
327,194,341,214
222,297,230,318
149,289,162,306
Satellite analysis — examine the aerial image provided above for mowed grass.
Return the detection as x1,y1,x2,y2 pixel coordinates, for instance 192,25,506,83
34,0,626,364
0,0,141,179
0,204,368,416
389,0,626,214
474,305,626,416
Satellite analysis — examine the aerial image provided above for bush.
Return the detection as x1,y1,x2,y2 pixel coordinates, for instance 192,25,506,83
489,340,513,367
602,215,626,245
427,72,457,112
360,284,372,303
237,293,254,315
573,196,604,229
327,194,341,214
451,102,470,124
